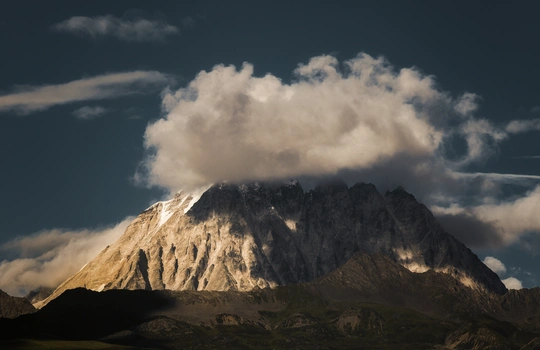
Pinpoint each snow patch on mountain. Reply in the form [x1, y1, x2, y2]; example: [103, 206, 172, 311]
[184, 186, 210, 213]
[158, 198, 183, 227]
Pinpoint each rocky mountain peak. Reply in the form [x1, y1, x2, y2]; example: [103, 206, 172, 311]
[40, 179, 507, 307]
[0, 289, 36, 318]
[384, 185, 417, 203]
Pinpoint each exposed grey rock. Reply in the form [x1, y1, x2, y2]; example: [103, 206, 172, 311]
[215, 313, 243, 326]
[214, 313, 267, 328]
[40, 180, 506, 307]
[277, 313, 320, 329]
[335, 308, 385, 336]
[0, 289, 36, 318]
[445, 323, 513, 350]
[135, 316, 189, 340]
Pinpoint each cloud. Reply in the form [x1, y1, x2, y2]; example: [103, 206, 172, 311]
[123, 106, 144, 120]
[483, 256, 506, 274]
[437, 213, 504, 249]
[72, 106, 110, 120]
[471, 186, 540, 243]
[502, 277, 523, 290]
[451, 171, 540, 184]
[433, 185, 540, 246]
[506, 118, 540, 133]
[517, 234, 540, 254]
[52, 14, 179, 42]
[180, 16, 196, 28]
[482, 257, 523, 289]
[454, 92, 480, 116]
[531, 106, 540, 113]
[139, 53, 501, 192]
[513, 156, 540, 159]
[0, 217, 133, 296]
[0, 71, 169, 114]
[133, 52, 540, 251]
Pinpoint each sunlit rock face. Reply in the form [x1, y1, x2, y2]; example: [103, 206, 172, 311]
[41, 180, 506, 307]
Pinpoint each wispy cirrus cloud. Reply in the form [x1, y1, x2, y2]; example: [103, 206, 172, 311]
[513, 156, 540, 159]
[51, 12, 194, 42]
[72, 106, 111, 120]
[451, 171, 540, 182]
[0, 71, 170, 115]
[180, 16, 196, 29]
[506, 118, 540, 133]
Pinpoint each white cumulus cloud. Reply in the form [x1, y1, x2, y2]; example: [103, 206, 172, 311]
[482, 257, 524, 290]
[483, 256, 507, 274]
[52, 14, 179, 42]
[0, 71, 169, 114]
[140, 53, 500, 192]
[0, 217, 133, 296]
[502, 277, 523, 290]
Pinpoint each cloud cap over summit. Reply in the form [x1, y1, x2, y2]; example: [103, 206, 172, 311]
[140, 53, 496, 192]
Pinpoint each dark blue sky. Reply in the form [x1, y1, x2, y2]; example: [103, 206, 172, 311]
[1, 0, 539, 290]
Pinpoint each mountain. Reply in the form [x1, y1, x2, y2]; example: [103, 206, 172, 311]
[0, 290, 35, 319]
[25, 287, 54, 307]
[40, 180, 506, 307]
[1, 253, 539, 349]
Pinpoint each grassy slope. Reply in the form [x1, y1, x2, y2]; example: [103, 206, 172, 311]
[0, 339, 149, 350]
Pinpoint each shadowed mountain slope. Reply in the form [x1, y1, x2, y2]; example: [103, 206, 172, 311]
[0, 289, 36, 319]
[1, 253, 538, 349]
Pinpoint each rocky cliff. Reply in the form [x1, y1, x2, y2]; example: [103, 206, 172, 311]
[40, 180, 506, 307]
